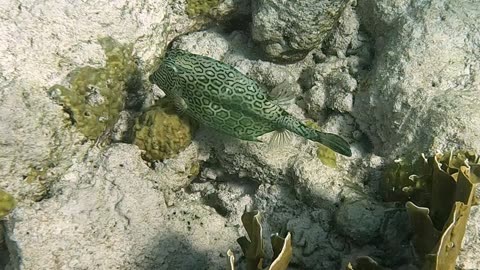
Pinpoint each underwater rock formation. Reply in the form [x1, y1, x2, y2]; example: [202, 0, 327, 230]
[1, 0, 479, 269]
[252, 0, 350, 62]
[354, 0, 480, 157]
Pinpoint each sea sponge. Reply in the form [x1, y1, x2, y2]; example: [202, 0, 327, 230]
[133, 101, 194, 162]
[49, 37, 136, 139]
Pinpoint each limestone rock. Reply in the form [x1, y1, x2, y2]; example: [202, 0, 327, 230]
[4, 144, 237, 269]
[334, 198, 386, 245]
[354, 0, 480, 157]
[252, 0, 350, 62]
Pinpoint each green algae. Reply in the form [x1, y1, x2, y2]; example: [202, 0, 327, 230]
[381, 154, 431, 203]
[186, 0, 220, 17]
[49, 37, 137, 140]
[0, 189, 16, 219]
[23, 166, 49, 202]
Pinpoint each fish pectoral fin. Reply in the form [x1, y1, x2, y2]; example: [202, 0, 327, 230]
[269, 80, 296, 107]
[268, 129, 294, 150]
[173, 96, 188, 114]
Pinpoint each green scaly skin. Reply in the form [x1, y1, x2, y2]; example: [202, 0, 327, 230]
[150, 49, 352, 157]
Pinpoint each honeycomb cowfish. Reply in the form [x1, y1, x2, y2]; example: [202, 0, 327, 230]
[149, 49, 352, 157]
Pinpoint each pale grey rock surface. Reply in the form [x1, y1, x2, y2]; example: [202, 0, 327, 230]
[325, 3, 360, 57]
[0, 0, 173, 202]
[0, 0, 236, 269]
[354, 0, 480, 157]
[334, 198, 386, 245]
[4, 144, 238, 269]
[170, 30, 230, 60]
[153, 141, 210, 191]
[251, 0, 350, 62]
[304, 56, 358, 118]
[1, 0, 479, 269]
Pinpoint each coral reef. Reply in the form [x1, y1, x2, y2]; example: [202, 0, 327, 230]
[3, 144, 235, 269]
[252, 0, 351, 62]
[229, 210, 292, 270]
[49, 37, 137, 140]
[354, 0, 480, 157]
[2, 0, 480, 269]
[383, 150, 480, 270]
[133, 101, 194, 162]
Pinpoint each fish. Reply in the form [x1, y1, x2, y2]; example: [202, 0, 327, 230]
[149, 49, 352, 157]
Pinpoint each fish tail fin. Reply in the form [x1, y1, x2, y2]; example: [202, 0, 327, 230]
[280, 115, 352, 157]
[312, 131, 352, 157]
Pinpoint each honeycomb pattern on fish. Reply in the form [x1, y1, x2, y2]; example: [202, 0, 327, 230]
[150, 49, 352, 156]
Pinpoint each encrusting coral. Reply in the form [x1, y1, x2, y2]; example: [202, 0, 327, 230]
[132, 100, 194, 162]
[49, 37, 136, 140]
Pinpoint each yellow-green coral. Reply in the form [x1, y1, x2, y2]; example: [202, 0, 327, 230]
[229, 210, 292, 270]
[381, 154, 431, 203]
[133, 101, 194, 161]
[189, 161, 201, 178]
[186, 0, 220, 17]
[0, 189, 16, 219]
[384, 150, 479, 270]
[49, 37, 136, 139]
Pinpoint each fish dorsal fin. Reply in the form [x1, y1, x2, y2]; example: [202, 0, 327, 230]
[269, 81, 296, 107]
[268, 129, 294, 150]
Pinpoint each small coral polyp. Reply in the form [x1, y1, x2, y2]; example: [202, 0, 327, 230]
[49, 37, 136, 140]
